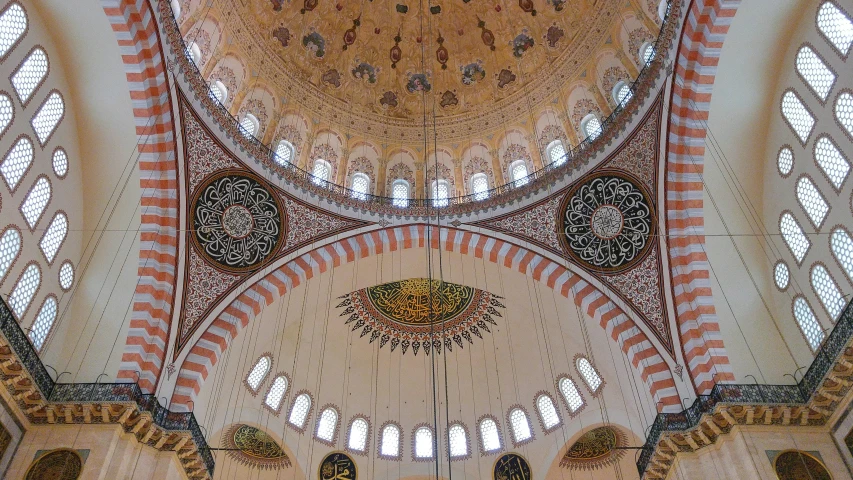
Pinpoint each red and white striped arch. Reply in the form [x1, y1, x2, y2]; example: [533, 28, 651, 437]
[665, 0, 740, 394]
[102, 0, 179, 393]
[170, 226, 680, 413]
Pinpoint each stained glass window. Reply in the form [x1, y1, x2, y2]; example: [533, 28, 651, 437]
[58, 260, 74, 291]
[831, 227, 853, 282]
[39, 212, 67, 263]
[316, 407, 338, 442]
[479, 418, 501, 452]
[9, 263, 39, 319]
[559, 377, 584, 413]
[0, 3, 27, 59]
[775, 261, 790, 290]
[509, 408, 532, 443]
[782, 90, 815, 143]
[817, 1, 853, 55]
[471, 172, 488, 200]
[780, 212, 811, 264]
[810, 265, 845, 321]
[0, 227, 21, 283]
[52, 148, 68, 178]
[351, 172, 369, 200]
[381, 424, 401, 458]
[29, 296, 56, 351]
[288, 393, 311, 428]
[31, 92, 64, 145]
[348, 418, 368, 452]
[1, 136, 33, 191]
[793, 296, 824, 352]
[245, 355, 271, 392]
[577, 357, 603, 392]
[263, 375, 288, 411]
[796, 46, 835, 101]
[448, 423, 467, 457]
[537, 394, 560, 429]
[795, 176, 829, 228]
[414, 426, 432, 458]
[836, 92, 853, 138]
[20, 176, 51, 228]
[11, 48, 47, 104]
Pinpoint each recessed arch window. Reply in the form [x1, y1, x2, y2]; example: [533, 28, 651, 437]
[478, 417, 501, 453]
[311, 158, 331, 185]
[39, 212, 67, 264]
[315, 406, 339, 443]
[777, 146, 794, 177]
[1, 136, 33, 191]
[52, 148, 68, 178]
[536, 393, 561, 429]
[208, 80, 227, 104]
[640, 41, 656, 65]
[795, 176, 829, 229]
[580, 113, 602, 141]
[796, 46, 836, 101]
[576, 357, 603, 393]
[781, 90, 815, 144]
[814, 136, 850, 190]
[413, 426, 433, 459]
[351, 172, 370, 200]
[29, 295, 56, 351]
[509, 159, 529, 186]
[775, 261, 791, 291]
[20, 176, 51, 229]
[263, 375, 288, 412]
[392, 179, 410, 207]
[817, 1, 853, 56]
[546, 140, 567, 166]
[508, 408, 532, 444]
[657, 0, 668, 20]
[0, 94, 12, 137]
[11, 47, 47, 104]
[836, 92, 853, 138]
[58, 260, 74, 291]
[0, 3, 27, 60]
[170, 0, 181, 18]
[810, 264, 845, 321]
[780, 212, 811, 264]
[238, 113, 259, 139]
[470, 172, 489, 200]
[793, 296, 825, 352]
[347, 417, 369, 453]
[613, 81, 633, 106]
[186, 42, 201, 65]
[831, 227, 853, 282]
[0, 227, 21, 283]
[245, 355, 271, 393]
[447, 423, 468, 458]
[274, 140, 294, 166]
[558, 376, 585, 413]
[431, 179, 450, 207]
[31, 92, 65, 145]
[9, 263, 39, 319]
[288, 393, 311, 429]
[380, 423, 402, 458]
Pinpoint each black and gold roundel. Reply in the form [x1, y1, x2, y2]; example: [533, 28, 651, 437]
[494, 453, 531, 480]
[191, 170, 285, 272]
[557, 171, 655, 273]
[319, 452, 356, 479]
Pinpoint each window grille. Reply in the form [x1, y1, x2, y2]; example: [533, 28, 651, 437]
[431, 180, 449, 207]
[559, 377, 584, 413]
[811, 265, 845, 320]
[0, 3, 27, 59]
[796, 46, 836, 101]
[31, 92, 64, 145]
[58, 261, 73, 291]
[774, 261, 790, 290]
[448, 423, 467, 457]
[392, 180, 409, 207]
[614, 82, 633, 106]
[209, 81, 225, 104]
[814, 136, 849, 190]
[29, 296, 56, 351]
[39, 212, 67, 263]
[312, 159, 330, 184]
[818, 1, 853, 55]
[264, 376, 288, 411]
[288, 394, 311, 428]
[510, 160, 529, 186]
[547, 140, 567, 166]
[0, 228, 21, 283]
[777, 147, 794, 176]
[836, 92, 853, 138]
[20, 176, 51, 228]
[509, 409, 532, 443]
[795, 176, 829, 228]
[239, 114, 258, 138]
[537, 394, 560, 429]
[581, 114, 603, 140]
[380, 424, 401, 457]
[782, 90, 815, 143]
[348, 418, 368, 452]
[414, 426, 433, 458]
[831, 228, 853, 282]
[780, 212, 811, 264]
[793, 296, 824, 351]
[471, 173, 489, 200]
[1, 136, 33, 190]
[0, 94, 12, 136]
[275, 141, 294, 166]
[351, 173, 369, 200]
[52, 148, 68, 177]
[479, 418, 501, 452]
[246, 356, 271, 392]
[316, 408, 338, 442]
[11, 48, 47, 103]
[576, 357, 603, 392]
[9, 263, 39, 318]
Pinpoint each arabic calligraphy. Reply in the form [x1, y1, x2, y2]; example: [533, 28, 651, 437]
[223, 424, 291, 469]
[318, 452, 357, 480]
[367, 278, 474, 325]
[494, 453, 531, 480]
[560, 426, 626, 470]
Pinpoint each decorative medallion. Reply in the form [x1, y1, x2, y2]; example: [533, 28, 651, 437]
[351, 60, 379, 84]
[773, 451, 831, 480]
[560, 426, 626, 470]
[558, 171, 655, 273]
[406, 72, 432, 93]
[321, 69, 342, 88]
[440, 90, 459, 109]
[25, 449, 83, 480]
[302, 29, 326, 59]
[336, 278, 505, 355]
[511, 30, 535, 58]
[319, 452, 356, 479]
[273, 26, 291, 47]
[544, 24, 565, 48]
[496, 68, 516, 89]
[461, 60, 486, 86]
[224, 424, 291, 470]
[494, 453, 531, 480]
[191, 170, 285, 273]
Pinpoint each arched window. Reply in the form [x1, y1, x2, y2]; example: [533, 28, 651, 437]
[311, 159, 331, 185]
[245, 355, 271, 393]
[777, 146, 794, 177]
[470, 172, 489, 200]
[0, 227, 21, 282]
[0, 3, 27, 60]
[431, 179, 450, 207]
[447, 423, 468, 458]
[640, 41, 655, 65]
[508, 408, 532, 444]
[774, 261, 790, 291]
[1, 136, 33, 191]
[509, 159, 529, 186]
[39, 212, 67, 264]
[781, 90, 815, 144]
[810, 265, 845, 321]
[478, 417, 501, 453]
[836, 92, 853, 138]
[52, 148, 68, 178]
[351, 172, 370, 200]
[288, 393, 311, 428]
[657, 0, 668, 20]
[817, 1, 853, 56]
[263, 375, 288, 412]
[380, 423, 401, 458]
[58, 261, 74, 291]
[413, 426, 433, 459]
[208, 80, 227, 104]
[795, 176, 829, 229]
[9, 263, 39, 319]
[31, 92, 65, 145]
[780, 212, 811, 264]
[11, 47, 47, 104]
[580, 113, 602, 141]
[559, 376, 585, 413]
[392, 179, 410, 207]
[576, 357, 603, 393]
[238, 113, 259, 138]
[315, 407, 339, 443]
[613, 81, 633, 106]
[831, 227, 853, 282]
[274, 140, 294, 166]
[0, 94, 12, 137]
[793, 296, 825, 352]
[29, 295, 56, 351]
[20, 176, 51, 229]
[796, 46, 835, 101]
[814, 136, 850, 191]
[546, 140, 567, 166]
[536, 394, 561, 429]
[347, 417, 369, 453]
[186, 42, 201, 65]
[170, 0, 181, 18]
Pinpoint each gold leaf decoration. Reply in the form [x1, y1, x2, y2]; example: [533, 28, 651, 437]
[560, 426, 626, 470]
[223, 424, 291, 470]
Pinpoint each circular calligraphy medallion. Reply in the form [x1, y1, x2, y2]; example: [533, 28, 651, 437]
[557, 171, 655, 273]
[191, 170, 285, 272]
[318, 451, 357, 480]
[25, 449, 83, 480]
[493, 453, 531, 480]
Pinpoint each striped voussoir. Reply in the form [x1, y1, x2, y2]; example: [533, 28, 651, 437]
[103, 0, 179, 393]
[666, 0, 739, 394]
[171, 226, 679, 412]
